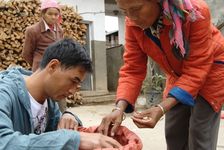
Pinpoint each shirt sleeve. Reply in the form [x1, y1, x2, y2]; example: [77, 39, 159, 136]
[116, 24, 148, 113]
[22, 27, 36, 66]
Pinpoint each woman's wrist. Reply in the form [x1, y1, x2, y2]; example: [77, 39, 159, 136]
[116, 99, 128, 112]
[159, 97, 178, 113]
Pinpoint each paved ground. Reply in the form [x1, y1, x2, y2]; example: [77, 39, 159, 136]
[68, 103, 224, 150]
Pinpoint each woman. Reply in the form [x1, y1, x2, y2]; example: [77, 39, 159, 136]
[23, 0, 63, 72]
[22, 0, 65, 112]
[98, 0, 224, 150]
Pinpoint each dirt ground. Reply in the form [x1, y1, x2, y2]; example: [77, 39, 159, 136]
[68, 102, 224, 150]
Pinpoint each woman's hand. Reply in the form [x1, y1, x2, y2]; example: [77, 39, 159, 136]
[132, 97, 178, 128]
[131, 106, 164, 128]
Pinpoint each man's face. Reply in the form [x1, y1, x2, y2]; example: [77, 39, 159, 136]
[42, 7, 60, 25]
[44, 63, 87, 100]
[116, 0, 160, 29]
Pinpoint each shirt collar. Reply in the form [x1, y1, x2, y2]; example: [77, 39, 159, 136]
[148, 12, 164, 38]
[43, 19, 56, 32]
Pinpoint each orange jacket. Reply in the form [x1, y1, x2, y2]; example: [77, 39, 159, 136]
[116, 0, 224, 112]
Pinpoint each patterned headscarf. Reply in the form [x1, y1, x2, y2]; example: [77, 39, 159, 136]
[160, 0, 204, 58]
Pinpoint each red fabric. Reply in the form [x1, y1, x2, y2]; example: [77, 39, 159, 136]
[116, 0, 224, 112]
[78, 126, 142, 150]
[48, 24, 54, 31]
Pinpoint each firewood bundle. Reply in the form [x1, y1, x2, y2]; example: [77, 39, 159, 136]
[66, 92, 83, 107]
[0, 0, 87, 70]
[61, 5, 87, 45]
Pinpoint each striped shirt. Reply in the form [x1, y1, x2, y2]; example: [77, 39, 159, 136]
[149, 13, 164, 38]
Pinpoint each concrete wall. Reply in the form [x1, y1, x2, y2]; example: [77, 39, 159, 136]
[92, 40, 108, 91]
[59, 0, 108, 91]
[106, 45, 124, 91]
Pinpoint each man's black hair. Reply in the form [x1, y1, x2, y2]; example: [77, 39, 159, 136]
[40, 38, 92, 72]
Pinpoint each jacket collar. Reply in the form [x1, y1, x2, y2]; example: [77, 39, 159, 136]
[39, 19, 63, 33]
[43, 19, 56, 32]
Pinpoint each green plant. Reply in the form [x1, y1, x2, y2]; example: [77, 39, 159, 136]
[151, 73, 166, 91]
[142, 73, 165, 94]
[141, 58, 166, 95]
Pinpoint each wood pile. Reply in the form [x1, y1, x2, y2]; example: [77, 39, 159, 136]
[61, 5, 87, 45]
[0, 0, 87, 70]
[0, 0, 87, 105]
[66, 92, 84, 107]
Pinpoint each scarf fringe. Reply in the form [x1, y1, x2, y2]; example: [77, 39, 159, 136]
[162, 0, 204, 57]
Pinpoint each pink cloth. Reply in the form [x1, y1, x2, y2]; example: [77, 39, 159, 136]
[161, 0, 204, 57]
[78, 126, 143, 150]
[40, 0, 60, 11]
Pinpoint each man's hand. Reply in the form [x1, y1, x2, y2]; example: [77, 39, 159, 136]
[57, 113, 79, 130]
[79, 132, 122, 150]
[131, 106, 163, 128]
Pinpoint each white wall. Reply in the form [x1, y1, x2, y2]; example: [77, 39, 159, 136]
[118, 14, 125, 45]
[58, 0, 106, 41]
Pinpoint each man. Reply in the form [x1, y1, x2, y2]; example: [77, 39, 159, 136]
[98, 0, 224, 150]
[0, 38, 121, 149]
[22, 0, 67, 112]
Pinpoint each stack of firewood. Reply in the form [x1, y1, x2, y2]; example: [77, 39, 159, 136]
[66, 92, 84, 107]
[0, 0, 87, 70]
[61, 5, 87, 45]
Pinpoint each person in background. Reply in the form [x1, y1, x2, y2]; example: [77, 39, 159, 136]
[98, 0, 224, 150]
[22, 0, 66, 112]
[0, 38, 121, 150]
